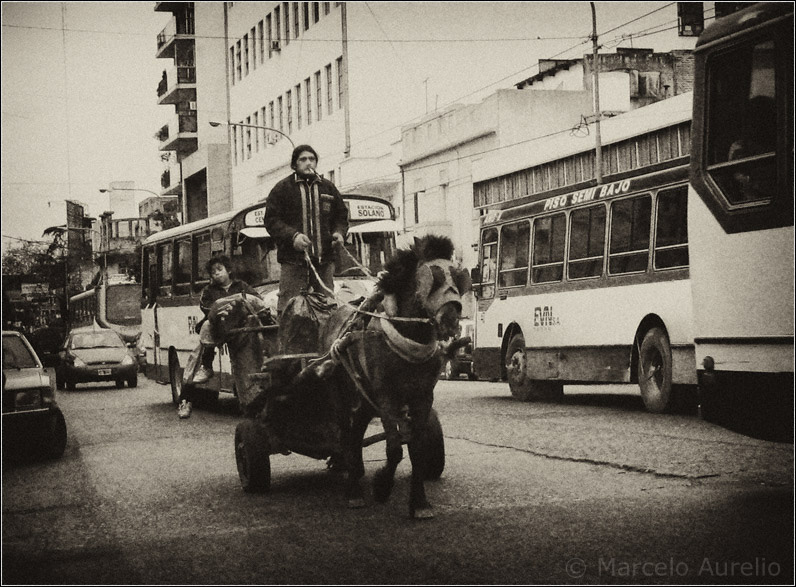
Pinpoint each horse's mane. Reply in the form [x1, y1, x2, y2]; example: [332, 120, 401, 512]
[378, 235, 454, 296]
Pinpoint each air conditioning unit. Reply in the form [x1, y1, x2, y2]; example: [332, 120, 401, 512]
[189, 101, 197, 111]
[271, 40, 281, 52]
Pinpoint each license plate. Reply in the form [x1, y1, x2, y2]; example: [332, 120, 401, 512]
[97, 369, 112, 376]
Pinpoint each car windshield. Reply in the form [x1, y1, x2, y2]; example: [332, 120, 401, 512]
[70, 331, 125, 349]
[3, 335, 38, 369]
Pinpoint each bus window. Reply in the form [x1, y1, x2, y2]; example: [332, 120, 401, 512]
[568, 204, 606, 280]
[609, 195, 651, 275]
[193, 232, 212, 293]
[175, 238, 192, 295]
[478, 228, 498, 299]
[707, 39, 776, 205]
[531, 213, 565, 283]
[654, 186, 688, 270]
[157, 242, 173, 297]
[498, 221, 530, 288]
[233, 237, 274, 286]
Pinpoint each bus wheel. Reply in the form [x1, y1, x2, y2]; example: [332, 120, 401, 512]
[506, 334, 534, 401]
[169, 350, 182, 406]
[638, 327, 673, 413]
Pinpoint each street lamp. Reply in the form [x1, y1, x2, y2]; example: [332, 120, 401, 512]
[209, 120, 296, 150]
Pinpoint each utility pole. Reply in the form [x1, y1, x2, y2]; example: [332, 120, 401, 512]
[590, 2, 603, 184]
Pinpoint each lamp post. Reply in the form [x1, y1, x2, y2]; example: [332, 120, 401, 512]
[209, 120, 296, 151]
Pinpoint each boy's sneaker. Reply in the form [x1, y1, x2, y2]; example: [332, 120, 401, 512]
[193, 366, 214, 384]
[177, 400, 192, 419]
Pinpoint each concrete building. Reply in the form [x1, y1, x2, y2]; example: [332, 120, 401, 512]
[155, 2, 231, 223]
[399, 48, 694, 270]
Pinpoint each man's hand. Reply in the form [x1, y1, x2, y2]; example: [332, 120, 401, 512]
[332, 232, 345, 248]
[293, 232, 312, 252]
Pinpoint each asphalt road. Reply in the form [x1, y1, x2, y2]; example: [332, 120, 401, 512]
[3, 376, 793, 584]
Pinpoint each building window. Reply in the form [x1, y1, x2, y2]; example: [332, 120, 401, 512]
[283, 2, 290, 45]
[229, 46, 235, 86]
[326, 64, 333, 115]
[305, 77, 312, 125]
[328, 169, 335, 184]
[314, 71, 322, 121]
[232, 122, 238, 165]
[274, 6, 281, 44]
[235, 40, 242, 80]
[324, 2, 330, 15]
[278, 96, 283, 132]
[336, 56, 344, 110]
[266, 15, 272, 58]
[258, 20, 264, 63]
[253, 111, 259, 152]
[250, 28, 257, 70]
[286, 90, 293, 134]
[303, 3, 310, 30]
[295, 84, 302, 129]
[313, 1, 320, 22]
[243, 34, 249, 76]
[293, 2, 300, 37]
[269, 101, 275, 131]
[261, 106, 267, 146]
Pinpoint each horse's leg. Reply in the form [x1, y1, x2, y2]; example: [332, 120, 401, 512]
[407, 395, 434, 519]
[345, 407, 371, 508]
[372, 399, 403, 504]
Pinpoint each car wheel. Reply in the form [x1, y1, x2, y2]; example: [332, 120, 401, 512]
[637, 327, 673, 413]
[127, 374, 138, 388]
[55, 372, 65, 390]
[41, 409, 67, 459]
[169, 349, 182, 406]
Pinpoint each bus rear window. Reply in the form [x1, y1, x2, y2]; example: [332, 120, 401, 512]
[609, 195, 651, 274]
[532, 214, 565, 283]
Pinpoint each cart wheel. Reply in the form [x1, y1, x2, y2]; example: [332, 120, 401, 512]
[235, 420, 271, 493]
[418, 408, 445, 481]
[168, 349, 182, 406]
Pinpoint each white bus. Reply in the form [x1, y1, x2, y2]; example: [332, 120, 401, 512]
[689, 2, 793, 440]
[140, 195, 397, 405]
[471, 93, 697, 413]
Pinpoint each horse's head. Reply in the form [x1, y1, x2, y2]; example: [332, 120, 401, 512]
[379, 235, 471, 341]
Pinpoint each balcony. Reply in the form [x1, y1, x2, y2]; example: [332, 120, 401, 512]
[157, 63, 196, 105]
[159, 112, 198, 156]
[156, 16, 195, 59]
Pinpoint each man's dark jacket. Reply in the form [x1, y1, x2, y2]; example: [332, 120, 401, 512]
[263, 173, 348, 266]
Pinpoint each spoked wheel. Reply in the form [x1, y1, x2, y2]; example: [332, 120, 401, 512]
[168, 349, 182, 406]
[417, 408, 445, 481]
[638, 327, 673, 413]
[235, 419, 271, 493]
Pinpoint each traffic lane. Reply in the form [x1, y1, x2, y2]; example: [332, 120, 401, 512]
[4, 377, 793, 584]
[434, 380, 793, 486]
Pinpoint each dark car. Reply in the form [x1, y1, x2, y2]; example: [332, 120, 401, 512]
[440, 318, 477, 380]
[2, 330, 68, 459]
[56, 327, 138, 390]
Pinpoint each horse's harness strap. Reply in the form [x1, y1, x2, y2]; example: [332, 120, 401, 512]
[374, 314, 439, 364]
[329, 330, 380, 414]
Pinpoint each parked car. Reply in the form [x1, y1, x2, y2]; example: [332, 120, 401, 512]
[2, 330, 68, 459]
[56, 327, 138, 390]
[440, 318, 477, 380]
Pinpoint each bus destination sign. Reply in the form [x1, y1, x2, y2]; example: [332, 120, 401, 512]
[543, 179, 632, 211]
[349, 201, 390, 221]
[244, 206, 267, 227]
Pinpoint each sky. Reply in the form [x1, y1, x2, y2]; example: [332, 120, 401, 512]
[1, 1, 703, 251]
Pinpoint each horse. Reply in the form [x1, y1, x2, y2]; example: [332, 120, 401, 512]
[314, 234, 472, 518]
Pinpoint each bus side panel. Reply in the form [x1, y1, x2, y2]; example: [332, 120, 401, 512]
[688, 193, 794, 374]
[476, 279, 695, 384]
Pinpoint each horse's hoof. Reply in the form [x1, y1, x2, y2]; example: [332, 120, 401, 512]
[411, 507, 435, 520]
[347, 498, 366, 509]
[372, 470, 394, 503]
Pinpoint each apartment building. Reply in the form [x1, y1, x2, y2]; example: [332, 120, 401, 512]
[155, 2, 230, 223]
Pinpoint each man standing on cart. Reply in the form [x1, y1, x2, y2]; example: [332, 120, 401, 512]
[264, 144, 349, 315]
